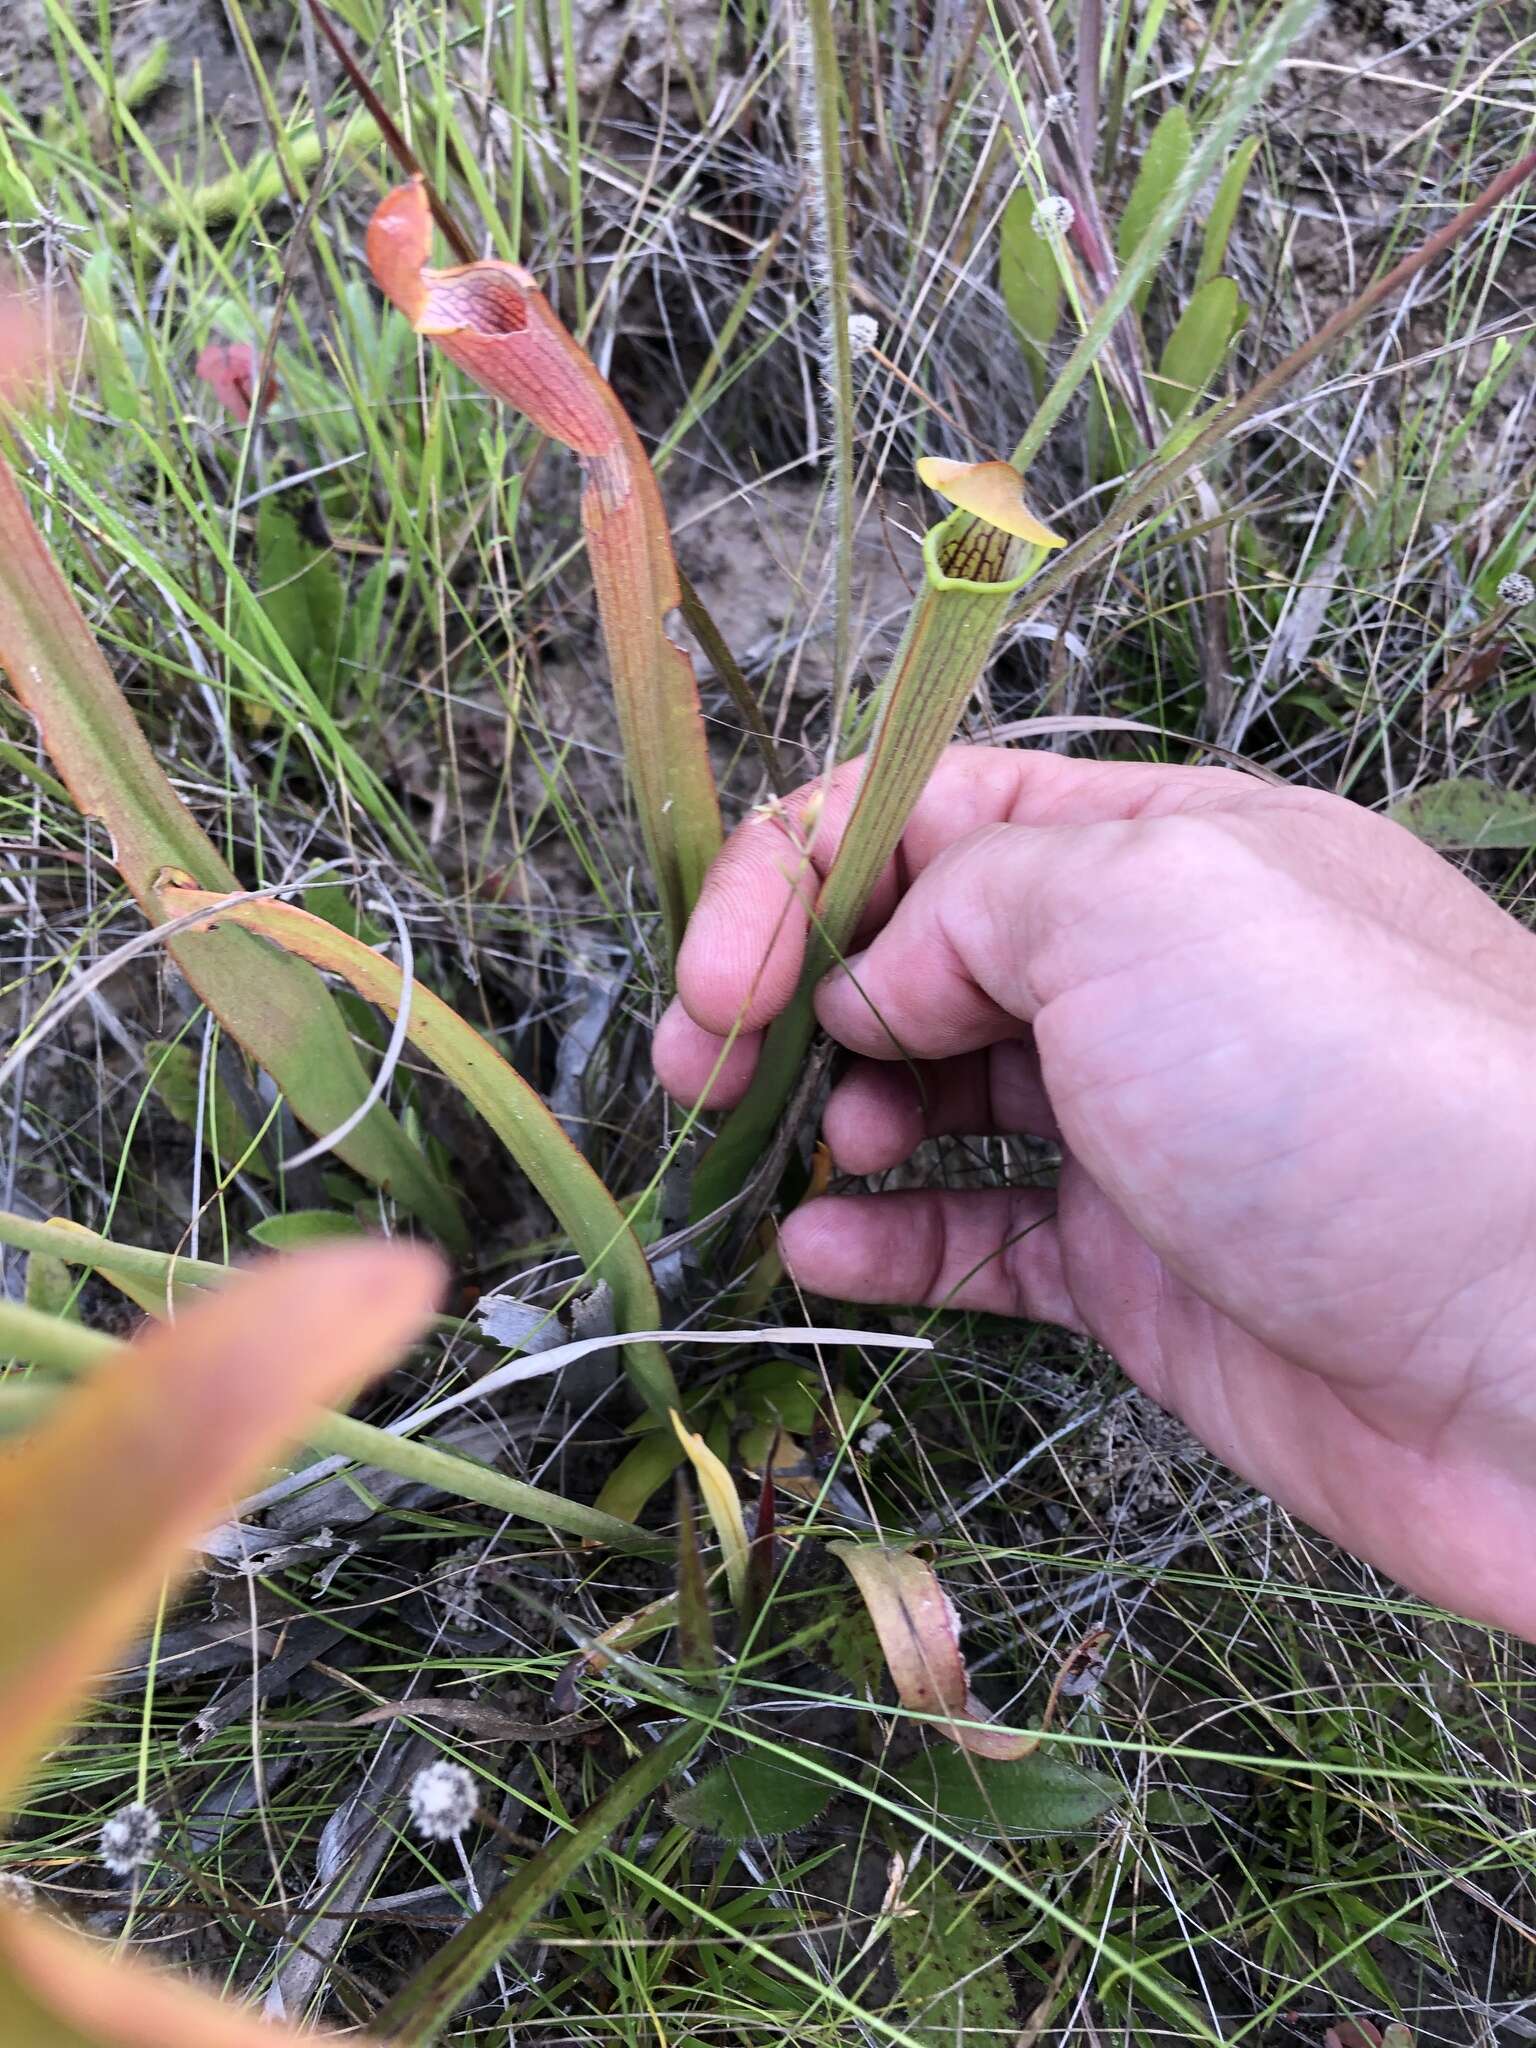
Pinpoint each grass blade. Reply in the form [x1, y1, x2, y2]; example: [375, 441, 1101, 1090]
[0, 1293, 665, 1555]
[373, 1721, 702, 2044]
[366, 178, 722, 959]
[0, 451, 465, 1248]
[156, 882, 679, 1415]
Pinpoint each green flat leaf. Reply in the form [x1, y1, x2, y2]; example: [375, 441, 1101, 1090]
[1197, 134, 1261, 288]
[22, 1251, 76, 1321]
[893, 1745, 1120, 1837]
[672, 1751, 833, 1841]
[1151, 276, 1242, 420]
[822, 1600, 886, 1693]
[301, 883, 390, 948]
[248, 492, 345, 714]
[736, 1359, 822, 1432]
[1143, 1785, 1210, 1826]
[595, 1430, 687, 1522]
[249, 1209, 363, 1250]
[999, 187, 1063, 376]
[1388, 778, 1536, 850]
[888, 1873, 1016, 2046]
[144, 1040, 267, 1178]
[1117, 105, 1191, 294]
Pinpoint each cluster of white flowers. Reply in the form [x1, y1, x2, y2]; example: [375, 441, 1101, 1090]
[847, 313, 880, 360]
[408, 1761, 479, 1842]
[1032, 195, 1075, 241]
[1043, 90, 1075, 123]
[0, 1871, 37, 1911]
[99, 1803, 161, 1875]
[1497, 571, 1534, 610]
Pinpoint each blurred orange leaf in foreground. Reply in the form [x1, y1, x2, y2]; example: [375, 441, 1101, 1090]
[0, 1240, 443, 2043]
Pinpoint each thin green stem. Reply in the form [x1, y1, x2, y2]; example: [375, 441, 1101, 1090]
[1007, 0, 1316, 476]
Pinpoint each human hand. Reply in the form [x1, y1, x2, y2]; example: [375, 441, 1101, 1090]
[655, 746, 1536, 1638]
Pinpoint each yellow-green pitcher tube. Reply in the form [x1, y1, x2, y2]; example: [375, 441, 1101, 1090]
[689, 510, 1051, 1224]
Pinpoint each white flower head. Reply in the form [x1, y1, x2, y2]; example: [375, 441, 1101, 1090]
[1498, 571, 1534, 610]
[0, 1871, 37, 1911]
[859, 1419, 894, 1457]
[100, 1803, 161, 1875]
[1032, 195, 1075, 241]
[847, 313, 880, 359]
[1043, 90, 1075, 122]
[408, 1761, 479, 1842]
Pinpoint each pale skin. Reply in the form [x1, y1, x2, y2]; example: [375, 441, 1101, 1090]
[654, 745, 1536, 1641]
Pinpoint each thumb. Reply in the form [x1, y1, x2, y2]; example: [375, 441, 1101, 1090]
[811, 819, 1085, 1060]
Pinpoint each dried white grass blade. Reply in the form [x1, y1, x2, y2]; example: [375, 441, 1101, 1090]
[234, 1324, 932, 1516]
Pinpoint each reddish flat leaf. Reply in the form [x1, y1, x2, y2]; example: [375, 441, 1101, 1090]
[831, 1543, 1036, 1760]
[194, 339, 278, 423]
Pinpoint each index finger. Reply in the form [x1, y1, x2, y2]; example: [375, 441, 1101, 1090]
[673, 744, 1253, 1036]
